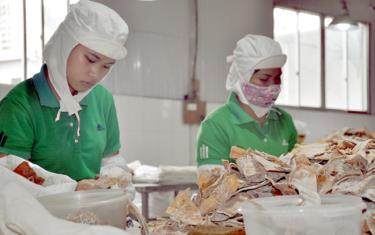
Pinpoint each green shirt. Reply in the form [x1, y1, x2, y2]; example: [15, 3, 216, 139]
[196, 92, 297, 166]
[0, 65, 121, 180]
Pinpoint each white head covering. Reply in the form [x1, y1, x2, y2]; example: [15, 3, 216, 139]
[43, 0, 129, 137]
[225, 34, 286, 117]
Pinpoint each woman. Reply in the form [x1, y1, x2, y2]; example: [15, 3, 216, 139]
[0, 0, 128, 181]
[196, 34, 297, 172]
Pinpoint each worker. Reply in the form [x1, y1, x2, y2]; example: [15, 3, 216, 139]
[0, 0, 129, 182]
[196, 34, 297, 173]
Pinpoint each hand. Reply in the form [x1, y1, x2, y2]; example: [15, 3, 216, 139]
[0, 153, 8, 158]
[75, 179, 99, 191]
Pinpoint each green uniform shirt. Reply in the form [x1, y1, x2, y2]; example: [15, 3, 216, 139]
[196, 92, 297, 166]
[0, 65, 121, 180]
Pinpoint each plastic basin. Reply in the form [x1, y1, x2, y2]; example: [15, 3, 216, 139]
[241, 195, 366, 235]
[38, 189, 131, 229]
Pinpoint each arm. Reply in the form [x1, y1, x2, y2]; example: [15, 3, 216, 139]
[77, 96, 127, 191]
[100, 94, 130, 174]
[288, 117, 298, 151]
[103, 95, 121, 158]
[0, 97, 34, 158]
[196, 120, 230, 177]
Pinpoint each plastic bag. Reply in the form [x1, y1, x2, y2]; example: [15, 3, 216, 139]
[0, 155, 77, 197]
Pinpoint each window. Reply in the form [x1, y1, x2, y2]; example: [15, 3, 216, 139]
[0, 0, 78, 85]
[274, 8, 321, 108]
[0, 0, 23, 85]
[325, 18, 369, 112]
[274, 7, 370, 112]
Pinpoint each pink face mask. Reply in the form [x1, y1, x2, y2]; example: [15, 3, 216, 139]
[241, 81, 281, 108]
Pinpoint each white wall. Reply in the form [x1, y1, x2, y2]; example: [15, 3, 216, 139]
[0, 86, 12, 100]
[196, 0, 274, 102]
[94, 0, 194, 100]
[114, 95, 194, 166]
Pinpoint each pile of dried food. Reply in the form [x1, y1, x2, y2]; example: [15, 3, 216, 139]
[150, 129, 375, 235]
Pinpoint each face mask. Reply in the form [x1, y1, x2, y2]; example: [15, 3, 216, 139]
[241, 81, 281, 107]
[237, 81, 281, 118]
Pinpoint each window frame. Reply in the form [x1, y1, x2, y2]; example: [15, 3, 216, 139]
[274, 6, 371, 114]
[0, 0, 74, 90]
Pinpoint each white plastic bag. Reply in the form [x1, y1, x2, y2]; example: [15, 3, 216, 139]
[0, 155, 77, 197]
[0, 182, 132, 235]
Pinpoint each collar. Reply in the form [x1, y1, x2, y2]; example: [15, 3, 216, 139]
[32, 64, 88, 108]
[226, 92, 280, 125]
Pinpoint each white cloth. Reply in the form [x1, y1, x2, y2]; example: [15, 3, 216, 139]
[132, 164, 197, 184]
[158, 166, 197, 183]
[43, 0, 129, 136]
[0, 155, 77, 197]
[132, 165, 161, 183]
[225, 34, 286, 117]
[0, 183, 132, 235]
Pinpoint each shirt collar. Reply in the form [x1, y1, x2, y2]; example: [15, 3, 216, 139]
[268, 107, 282, 120]
[226, 92, 280, 125]
[32, 65, 88, 108]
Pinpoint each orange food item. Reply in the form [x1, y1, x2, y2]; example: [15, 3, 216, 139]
[13, 161, 45, 185]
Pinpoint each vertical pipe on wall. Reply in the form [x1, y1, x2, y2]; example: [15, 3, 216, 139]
[188, 0, 198, 165]
[192, 0, 198, 81]
[296, 11, 301, 106]
[320, 14, 326, 109]
[21, 0, 27, 80]
[344, 31, 349, 110]
[41, 0, 45, 54]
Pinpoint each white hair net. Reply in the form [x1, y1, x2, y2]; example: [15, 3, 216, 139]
[43, 0, 128, 137]
[226, 34, 286, 92]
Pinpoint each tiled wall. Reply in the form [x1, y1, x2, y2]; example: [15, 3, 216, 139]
[114, 95, 199, 166]
[114, 94, 222, 166]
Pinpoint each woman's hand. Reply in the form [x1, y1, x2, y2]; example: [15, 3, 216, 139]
[0, 153, 8, 158]
[75, 179, 99, 191]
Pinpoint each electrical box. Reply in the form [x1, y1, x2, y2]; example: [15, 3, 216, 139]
[183, 79, 206, 124]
